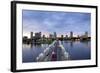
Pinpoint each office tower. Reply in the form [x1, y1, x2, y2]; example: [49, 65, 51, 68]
[54, 32, 57, 39]
[30, 32, 33, 39]
[70, 31, 73, 38]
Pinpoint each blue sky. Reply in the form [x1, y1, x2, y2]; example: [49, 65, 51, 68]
[22, 10, 91, 37]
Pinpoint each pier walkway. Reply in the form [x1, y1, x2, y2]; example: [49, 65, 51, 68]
[36, 40, 70, 62]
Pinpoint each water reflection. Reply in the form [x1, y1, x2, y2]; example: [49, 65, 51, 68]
[22, 41, 91, 62]
[70, 41, 73, 47]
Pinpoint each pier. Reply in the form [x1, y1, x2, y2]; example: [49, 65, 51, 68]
[36, 40, 70, 62]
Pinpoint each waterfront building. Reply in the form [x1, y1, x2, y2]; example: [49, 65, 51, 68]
[70, 31, 73, 38]
[65, 35, 68, 39]
[61, 35, 64, 39]
[49, 34, 53, 39]
[35, 32, 41, 39]
[54, 32, 57, 39]
[43, 35, 45, 39]
[84, 31, 88, 37]
[30, 32, 33, 39]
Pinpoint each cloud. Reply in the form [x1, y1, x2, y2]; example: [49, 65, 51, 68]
[22, 10, 91, 36]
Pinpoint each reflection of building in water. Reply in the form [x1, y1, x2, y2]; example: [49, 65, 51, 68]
[81, 41, 89, 47]
[70, 41, 73, 47]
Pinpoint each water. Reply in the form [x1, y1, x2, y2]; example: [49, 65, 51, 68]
[61, 41, 91, 60]
[22, 41, 91, 63]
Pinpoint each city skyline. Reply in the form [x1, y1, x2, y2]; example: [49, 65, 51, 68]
[23, 10, 91, 38]
[23, 31, 89, 39]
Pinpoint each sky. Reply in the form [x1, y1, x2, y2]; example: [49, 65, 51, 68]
[22, 10, 91, 38]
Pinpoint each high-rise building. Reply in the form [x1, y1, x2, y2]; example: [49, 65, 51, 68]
[43, 35, 45, 38]
[70, 31, 73, 38]
[49, 34, 53, 39]
[35, 32, 41, 39]
[30, 32, 33, 39]
[54, 32, 57, 39]
[61, 35, 64, 39]
[85, 32, 88, 37]
[66, 35, 68, 38]
[77, 35, 80, 38]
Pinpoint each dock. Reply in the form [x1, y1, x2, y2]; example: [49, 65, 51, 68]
[36, 40, 70, 62]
